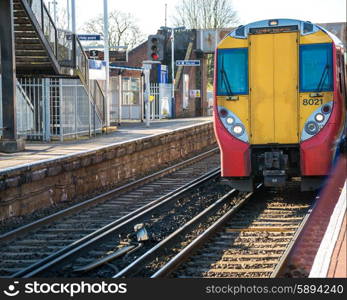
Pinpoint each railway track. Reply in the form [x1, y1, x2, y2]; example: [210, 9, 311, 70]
[151, 183, 315, 278]
[0, 148, 221, 278]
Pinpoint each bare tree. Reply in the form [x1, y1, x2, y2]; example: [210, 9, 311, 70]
[173, 1, 238, 90]
[173, 0, 239, 29]
[82, 10, 145, 50]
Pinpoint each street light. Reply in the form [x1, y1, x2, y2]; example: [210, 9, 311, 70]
[103, 0, 110, 127]
[160, 26, 185, 118]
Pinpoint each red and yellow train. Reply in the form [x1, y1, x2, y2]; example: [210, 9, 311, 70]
[213, 19, 346, 191]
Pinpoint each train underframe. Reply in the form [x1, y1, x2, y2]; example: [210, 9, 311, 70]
[221, 144, 326, 192]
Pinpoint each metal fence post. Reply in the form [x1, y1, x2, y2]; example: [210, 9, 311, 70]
[93, 101, 96, 136]
[118, 74, 122, 125]
[74, 83, 77, 139]
[59, 78, 64, 142]
[43, 78, 51, 142]
[140, 75, 144, 122]
[159, 83, 162, 120]
[88, 79, 92, 137]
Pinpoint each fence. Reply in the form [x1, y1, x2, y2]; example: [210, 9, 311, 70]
[0, 75, 34, 138]
[18, 78, 103, 141]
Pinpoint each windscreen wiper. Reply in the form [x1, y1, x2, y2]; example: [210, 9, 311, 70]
[316, 63, 329, 92]
[220, 55, 233, 97]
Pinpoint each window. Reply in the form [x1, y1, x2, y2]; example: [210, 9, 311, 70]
[217, 48, 248, 95]
[299, 43, 333, 92]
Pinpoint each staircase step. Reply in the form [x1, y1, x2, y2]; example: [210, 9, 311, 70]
[15, 38, 41, 44]
[13, 4, 22, 10]
[14, 17, 32, 25]
[16, 50, 47, 56]
[17, 63, 53, 69]
[16, 43, 43, 50]
[16, 56, 50, 63]
[13, 10, 27, 18]
[15, 32, 37, 38]
[14, 26, 34, 32]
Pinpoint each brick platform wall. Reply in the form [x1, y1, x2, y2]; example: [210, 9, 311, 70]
[0, 122, 216, 221]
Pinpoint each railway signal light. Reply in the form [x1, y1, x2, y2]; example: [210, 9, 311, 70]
[147, 34, 164, 61]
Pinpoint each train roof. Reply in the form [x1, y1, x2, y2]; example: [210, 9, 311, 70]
[229, 19, 344, 48]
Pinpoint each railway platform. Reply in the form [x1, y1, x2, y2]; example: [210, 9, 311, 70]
[279, 155, 347, 278]
[0, 117, 215, 221]
[327, 213, 346, 277]
[0, 117, 212, 170]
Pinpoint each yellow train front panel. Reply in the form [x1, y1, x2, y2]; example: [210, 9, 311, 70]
[249, 32, 299, 144]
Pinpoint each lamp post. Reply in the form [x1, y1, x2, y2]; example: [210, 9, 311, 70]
[67, 0, 70, 31]
[160, 26, 185, 118]
[71, 0, 76, 34]
[103, 0, 110, 127]
[48, 1, 58, 24]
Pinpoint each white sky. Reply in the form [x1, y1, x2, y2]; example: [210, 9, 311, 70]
[53, 0, 346, 36]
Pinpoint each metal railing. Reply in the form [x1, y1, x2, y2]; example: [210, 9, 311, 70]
[23, 0, 89, 72]
[59, 79, 103, 140]
[57, 29, 75, 67]
[90, 80, 106, 122]
[26, 0, 58, 57]
[75, 38, 89, 85]
[17, 78, 103, 141]
[0, 75, 35, 138]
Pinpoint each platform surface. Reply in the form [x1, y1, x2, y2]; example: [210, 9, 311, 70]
[327, 213, 347, 278]
[0, 117, 212, 171]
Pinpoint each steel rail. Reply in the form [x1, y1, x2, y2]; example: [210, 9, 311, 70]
[270, 202, 315, 278]
[12, 167, 220, 278]
[150, 189, 256, 278]
[0, 147, 219, 244]
[113, 188, 255, 278]
[152, 184, 314, 279]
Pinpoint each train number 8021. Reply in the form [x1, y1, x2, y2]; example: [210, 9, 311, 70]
[303, 99, 323, 105]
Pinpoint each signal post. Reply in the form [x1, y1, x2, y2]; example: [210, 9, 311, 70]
[142, 34, 165, 127]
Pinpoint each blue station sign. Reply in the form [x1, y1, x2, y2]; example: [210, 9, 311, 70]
[78, 34, 101, 41]
[175, 60, 201, 66]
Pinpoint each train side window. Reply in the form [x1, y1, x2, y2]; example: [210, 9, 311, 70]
[299, 43, 333, 92]
[216, 48, 249, 95]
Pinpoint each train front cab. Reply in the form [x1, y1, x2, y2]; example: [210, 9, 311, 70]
[214, 19, 346, 191]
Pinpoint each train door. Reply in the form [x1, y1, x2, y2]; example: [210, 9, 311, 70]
[249, 32, 299, 144]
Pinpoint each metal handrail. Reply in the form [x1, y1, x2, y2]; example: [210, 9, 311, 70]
[41, 1, 58, 56]
[23, 0, 58, 59]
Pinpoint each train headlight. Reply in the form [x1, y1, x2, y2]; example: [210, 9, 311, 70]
[322, 104, 331, 114]
[217, 106, 249, 143]
[226, 117, 234, 125]
[305, 121, 319, 135]
[315, 113, 324, 123]
[301, 101, 333, 142]
[219, 108, 228, 118]
[232, 124, 244, 136]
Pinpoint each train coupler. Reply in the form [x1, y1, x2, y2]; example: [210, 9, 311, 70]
[263, 170, 286, 187]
